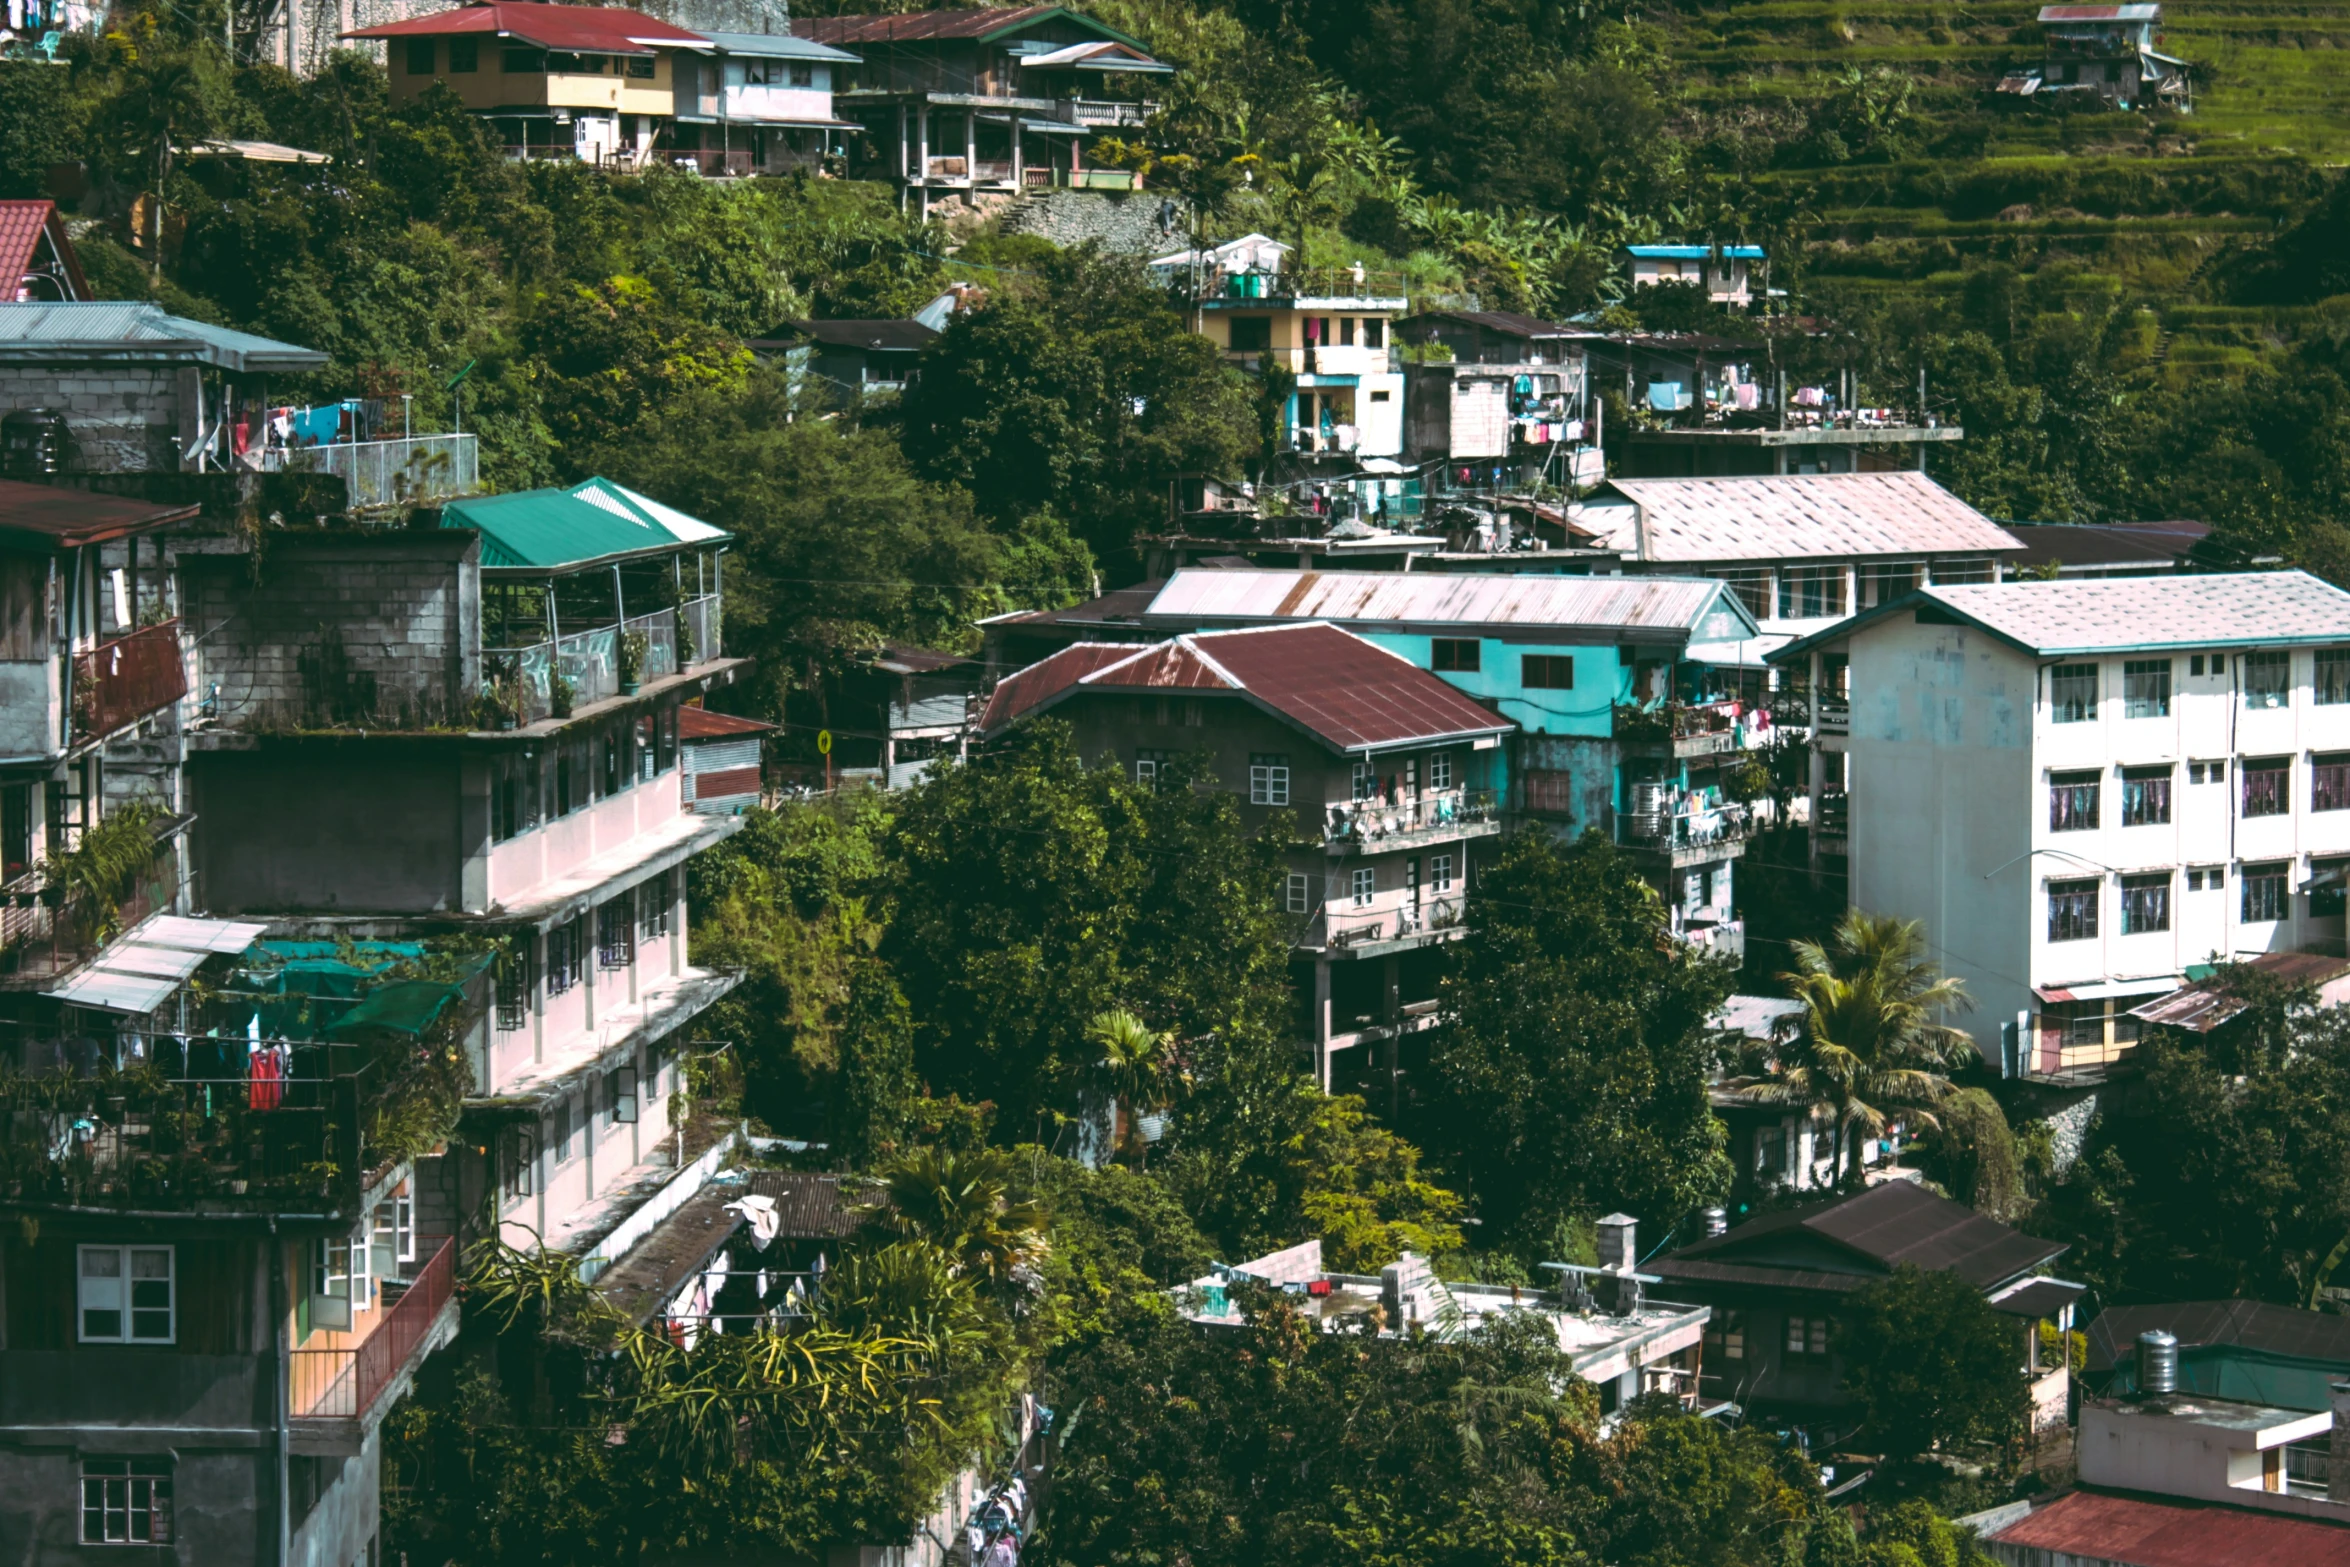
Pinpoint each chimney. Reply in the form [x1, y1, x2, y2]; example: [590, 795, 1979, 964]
[1596, 1213, 1638, 1273]
[2332, 1382, 2350, 1503]
[2136, 1330, 2178, 1398]
[1702, 1206, 1728, 1238]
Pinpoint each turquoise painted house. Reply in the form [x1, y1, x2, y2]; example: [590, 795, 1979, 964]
[1140, 568, 1772, 959]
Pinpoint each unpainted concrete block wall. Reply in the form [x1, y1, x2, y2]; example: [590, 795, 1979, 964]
[0, 364, 186, 473]
[999, 188, 1186, 256]
[177, 534, 482, 730]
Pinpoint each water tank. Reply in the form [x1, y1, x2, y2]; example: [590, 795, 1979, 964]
[2137, 1329, 2179, 1396]
[1, 408, 69, 478]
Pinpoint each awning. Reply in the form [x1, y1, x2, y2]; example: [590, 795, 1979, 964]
[46, 915, 272, 1014]
[1686, 634, 1796, 669]
[2035, 975, 2183, 1005]
[1988, 1276, 2088, 1320]
[1018, 118, 1090, 135]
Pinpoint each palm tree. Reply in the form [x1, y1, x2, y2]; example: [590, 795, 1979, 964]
[1087, 1007, 1174, 1166]
[872, 1147, 1049, 1296]
[1736, 911, 1975, 1188]
[114, 50, 227, 283]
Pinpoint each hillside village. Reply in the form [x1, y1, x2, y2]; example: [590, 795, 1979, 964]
[10, 1, 2350, 1565]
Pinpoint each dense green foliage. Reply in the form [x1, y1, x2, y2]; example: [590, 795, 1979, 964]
[1837, 1266, 2033, 1461]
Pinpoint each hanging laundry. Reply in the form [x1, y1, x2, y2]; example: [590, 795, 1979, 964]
[1734, 384, 1761, 410]
[725, 1193, 781, 1249]
[248, 1042, 283, 1110]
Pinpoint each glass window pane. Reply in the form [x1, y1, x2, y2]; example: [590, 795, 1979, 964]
[2123, 658, 2171, 718]
[2050, 663, 2098, 722]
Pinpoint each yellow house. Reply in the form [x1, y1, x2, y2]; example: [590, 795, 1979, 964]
[348, 1, 716, 166]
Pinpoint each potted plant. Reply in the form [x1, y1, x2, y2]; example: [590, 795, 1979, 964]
[617, 630, 648, 695]
[550, 671, 576, 720]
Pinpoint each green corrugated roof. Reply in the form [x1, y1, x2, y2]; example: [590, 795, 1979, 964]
[440, 477, 730, 572]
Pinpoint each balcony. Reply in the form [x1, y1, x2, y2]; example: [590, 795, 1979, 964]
[1288, 423, 1358, 455]
[1318, 897, 1465, 953]
[256, 434, 480, 508]
[483, 597, 720, 727]
[0, 824, 183, 986]
[71, 620, 187, 743]
[289, 1235, 458, 1431]
[1324, 789, 1499, 849]
[1618, 800, 1757, 866]
[1677, 918, 1745, 962]
[1060, 97, 1158, 128]
[1614, 700, 1759, 757]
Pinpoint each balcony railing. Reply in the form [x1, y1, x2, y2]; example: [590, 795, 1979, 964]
[1288, 424, 1358, 455]
[484, 596, 719, 726]
[1619, 800, 1757, 853]
[1320, 897, 1465, 950]
[1060, 98, 1157, 128]
[256, 435, 480, 507]
[1325, 789, 1497, 846]
[0, 833, 181, 984]
[70, 620, 186, 743]
[289, 1235, 456, 1419]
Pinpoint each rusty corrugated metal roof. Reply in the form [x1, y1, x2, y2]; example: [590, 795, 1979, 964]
[981, 624, 1513, 754]
[1584, 472, 2022, 563]
[1142, 568, 1754, 645]
[1987, 1488, 2350, 1566]
[0, 479, 198, 550]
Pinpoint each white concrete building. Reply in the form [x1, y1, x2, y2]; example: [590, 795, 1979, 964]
[1775, 571, 2350, 1077]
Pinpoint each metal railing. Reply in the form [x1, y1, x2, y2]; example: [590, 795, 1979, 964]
[1321, 898, 1464, 950]
[71, 620, 186, 741]
[485, 596, 719, 724]
[1325, 789, 1497, 846]
[290, 1235, 456, 1420]
[0, 839, 179, 984]
[1619, 800, 1757, 852]
[256, 435, 479, 508]
[1059, 98, 1157, 128]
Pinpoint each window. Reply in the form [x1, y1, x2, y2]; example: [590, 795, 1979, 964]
[1522, 654, 1574, 690]
[1352, 760, 1377, 802]
[788, 60, 813, 85]
[310, 1228, 369, 1330]
[2320, 754, 2350, 813]
[78, 1246, 173, 1343]
[2315, 860, 2350, 919]
[1783, 1315, 1831, 1362]
[405, 38, 435, 74]
[495, 942, 534, 1032]
[2050, 663, 2099, 723]
[1, 780, 28, 879]
[546, 918, 581, 996]
[1339, 316, 1357, 347]
[1406, 856, 1421, 905]
[1351, 867, 1375, 906]
[1370, 389, 1391, 403]
[2243, 759, 2291, 818]
[1431, 638, 1481, 673]
[494, 762, 526, 842]
[2190, 759, 2227, 786]
[2121, 765, 2172, 826]
[1430, 852, 1455, 892]
[601, 731, 623, 798]
[605, 1065, 638, 1125]
[656, 706, 678, 773]
[1930, 558, 1994, 586]
[2121, 872, 2171, 934]
[638, 874, 672, 941]
[82, 1459, 171, 1544]
[2123, 658, 2172, 718]
[1430, 752, 1453, 791]
[374, 1189, 417, 1267]
[597, 899, 634, 970]
[1858, 561, 1917, 609]
[556, 749, 577, 815]
[1285, 873, 1312, 914]
[2244, 649, 2291, 710]
[1778, 565, 1848, 620]
[1249, 753, 1290, 806]
[1704, 1308, 1747, 1363]
[555, 1097, 576, 1163]
[2048, 879, 2099, 942]
[503, 1127, 537, 1201]
[1363, 318, 1385, 349]
[1704, 568, 1772, 621]
[2187, 866, 2222, 893]
[2049, 770, 2100, 832]
[449, 35, 478, 70]
[1226, 315, 1272, 352]
[2244, 863, 2291, 922]
[2319, 650, 2350, 706]
[503, 46, 546, 71]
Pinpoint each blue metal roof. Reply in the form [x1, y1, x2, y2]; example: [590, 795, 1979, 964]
[0, 302, 328, 372]
[1627, 244, 1766, 260]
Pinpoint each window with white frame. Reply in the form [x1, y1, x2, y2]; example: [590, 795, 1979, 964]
[2123, 658, 2171, 718]
[545, 918, 581, 996]
[638, 874, 673, 942]
[1285, 872, 1312, 914]
[2319, 649, 2350, 706]
[310, 1226, 371, 1331]
[2243, 758, 2291, 818]
[2049, 770, 2100, 832]
[2243, 649, 2291, 711]
[1430, 752, 1453, 791]
[2047, 879, 2099, 942]
[77, 1245, 174, 1343]
[372, 1189, 418, 1269]
[495, 941, 533, 1033]
[555, 1097, 576, 1162]
[81, 1458, 171, 1544]
[503, 1126, 537, 1201]
[2243, 862, 2291, 923]
[1249, 753, 1290, 806]
[2121, 872, 2171, 934]
[1134, 747, 1173, 788]
[1352, 760, 1376, 801]
[1351, 867, 1375, 906]
[2049, 663, 2098, 723]
[597, 898, 634, 970]
[2121, 764, 2172, 826]
[606, 1064, 638, 1125]
[1430, 852, 1455, 893]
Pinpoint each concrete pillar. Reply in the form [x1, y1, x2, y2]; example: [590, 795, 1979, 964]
[1010, 115, 1023, 187]
[915, 105, 929, 186]
[1313, 955, 1333, 1092]
[1807, 649, 1826, 874]
[964, 108, 976, 189]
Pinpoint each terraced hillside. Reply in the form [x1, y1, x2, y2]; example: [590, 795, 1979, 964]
[1669, 0, 2350, 367]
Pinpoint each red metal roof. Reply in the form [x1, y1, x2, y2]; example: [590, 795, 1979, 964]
[0, 480, 199, 551]
[678, 706, 775, 739]
[0, 200, 90, 302]
[1988, 1488, 2350, 1566]
[797, 5, 1065, 43]
[343, 2, 706, 51]
[979, 624, 1514, 755]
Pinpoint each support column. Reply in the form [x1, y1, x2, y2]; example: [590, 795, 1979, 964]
[1010, 115, 1023, 188]
[964, 108, 976, 194]
[1807, 649, 1826, 878]
[1313, 955, 1333, 1093]
[914, 104, 929, 188]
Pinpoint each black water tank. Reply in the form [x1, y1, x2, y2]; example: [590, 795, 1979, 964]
[1, 408, 70, 478]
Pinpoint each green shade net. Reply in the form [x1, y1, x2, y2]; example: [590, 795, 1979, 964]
[327, 979, 462, 1039]
[2103, 1346, 2348, 1412]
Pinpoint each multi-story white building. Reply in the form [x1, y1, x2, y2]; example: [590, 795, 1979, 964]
[1774, 572, 2350, 1079]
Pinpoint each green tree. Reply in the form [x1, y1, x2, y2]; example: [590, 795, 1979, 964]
[1837, 1265, 2030, 1461]
[1736, 911, 1974, 1189]
[1421, 830, 1733, 1254]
